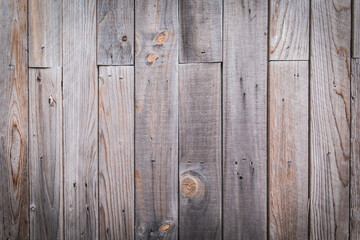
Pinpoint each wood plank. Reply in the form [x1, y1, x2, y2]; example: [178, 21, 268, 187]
[353, 0, 360, 58]
[269, 61, 308, 240]
[179, 63, 221, 239]
[63, 0, 98, 239]
[223, 1, 268, 239]
[269, 0, 309, 60]
[310, 0, 351, 238]
[97, 0, 134, 65]
[29, 0, 62, 67]
[29, 68, 62, 240]
[351, 58, 360, 239]
[179, 0, 222, 63]
[99, 66, 134, 239]
[134, 0, 178, 239]
[0, 0, 29, 239]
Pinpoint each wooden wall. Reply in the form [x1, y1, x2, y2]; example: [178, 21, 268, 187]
[0, 0, 359, 239]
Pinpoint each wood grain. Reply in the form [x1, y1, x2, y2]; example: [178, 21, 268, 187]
[179, 0, 222, 63]
[29, 0, 62, 67]
[353, 0, 360, 58]
[99, 66, 134, 240]
[97, 0, 134, 65]
[223, 0, 268, 239]
[63, 0, 98, 239]
[269, 61, 308, 240]
[0, 0, 29, 239]
[179, 63, 221, 239]
[134, 0, 178, 239]
[270, 0, 309, 60]
[29, 68, 62, 240]
[310, 0, 351, 238]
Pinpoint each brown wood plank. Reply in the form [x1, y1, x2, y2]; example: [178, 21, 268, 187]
[0, 0, 29, 239]
[97, 0, 134, 65]
[269, 61, 309, 240]
[353, 0, 360, 58]
[99, 66, 134, 239]
[179, 0, 222, 63]
[134, 0, 178, 239]
[29, 68, 62, 240]
[179, 63, 221, 239]
[29, 0, 62, 67]
[310, 0, 351, 238]
[269, 0, 309, 60]
[63, 0, 98, 239]
[223, 0, 268, 239]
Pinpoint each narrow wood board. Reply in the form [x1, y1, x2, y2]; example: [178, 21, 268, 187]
[179, 63, 221, 239]
[310, 0, 351, 238]
[269, 0, 309, 60]
[223, 1, 268, 239]
[63, 0, 98, 239]
[135, 0, 178, 239]
[29, 68, 62, 240]
[97, 0, 134, 65]
[269, 61, 309, 240]
[353, 0, 360, 58]
[99, 66, 134, 239]
[29, 0, 62, 67]
[179, 0, 222, 63]
[0, 0, 29, 239]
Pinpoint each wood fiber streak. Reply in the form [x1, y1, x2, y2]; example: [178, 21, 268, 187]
[310, 0, 351, 239]
[99, 66, 134, 240]
[353, 0, 360, 58]
[134, 0, 178, 239]
[63, 0, 98, 239]
[0, 0, 29, 239]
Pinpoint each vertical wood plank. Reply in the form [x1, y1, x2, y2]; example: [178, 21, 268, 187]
[179, 63, 221, 239]
[135, 0, 178, 239]
[269, 0, 309, 60]
[63, 0, 98, 239]
[29, 0, 62, 67]
[269, 61, 308, 240]
[0, 0, 29, 239]
[29, 68, 62, 240]
[97, 0, 134, 65]
[310, 0, 351, 238]
[223, 1, 268, 239]
[99, 66, 134, 239]
[179, 0, 222, 63]
[351, 58, 360, 240]
[353, 0, 360, 58]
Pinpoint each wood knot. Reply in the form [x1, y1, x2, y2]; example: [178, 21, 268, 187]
[159, 223, 172, 232]
[146, 52, 158, 65]
[122, 35, 127, 42]
[180, 174, 201, 198]
[154, 31, 168, 45]
[48, 95, 56, 107]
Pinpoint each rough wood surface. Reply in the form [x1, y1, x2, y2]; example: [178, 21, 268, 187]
[179, 0, 222, 63]
[134, 0, 178, 239]
[270, 0, 309, 60]
[310, 0, 351, 238]
[269, 61, 308, 240]
[99, 66, 134, 240]
[353, 0, 360, 58]
[97, 0, 134, 65]
[29, 68, 62, 240]
[29, 0, 62, 67]
[63, 0, 98, 239]
[0, 0, 29, 239]
[223, 0, 268, 239]
[179, 63, 221, 239]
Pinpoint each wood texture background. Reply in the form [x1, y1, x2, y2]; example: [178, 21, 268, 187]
[0, 0, 359, 239]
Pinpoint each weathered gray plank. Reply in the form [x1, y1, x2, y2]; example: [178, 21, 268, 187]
[179, 63, 221, 239]
[29, 0, 62, 67]
[310, 0, 351, 238]
[99, 66, 134, 239]
[179, 0, 222, 63]
[135, 0, 178, 239]
[97, 0, 134, 65]
[269, 0, 309, 60]
[353, 1, 360, 58]
[0, 0, 29, 239]
[29, 68, 62, 240]
[223, 0, 268, 239]
[63, 0, 98, 239]
[269, 61, 308, 240]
